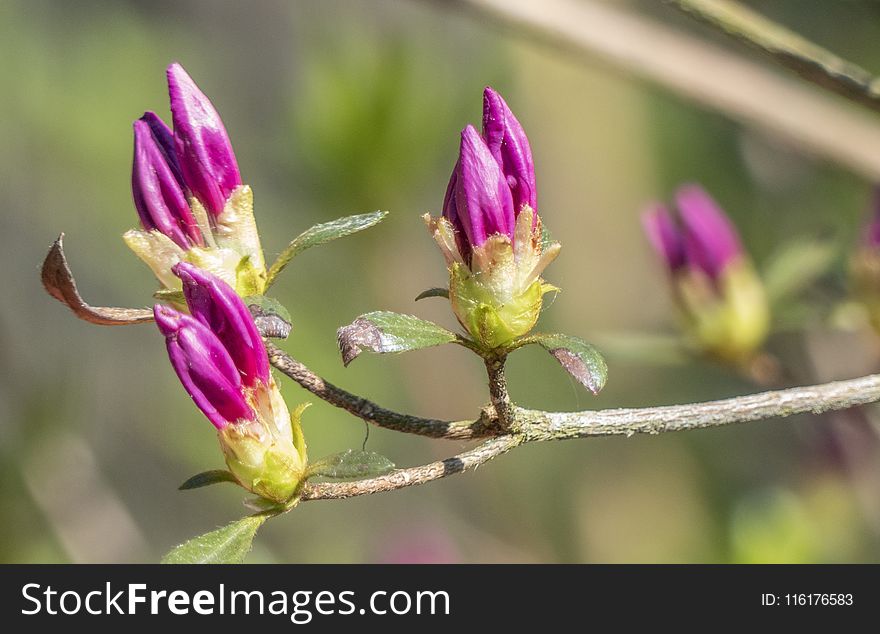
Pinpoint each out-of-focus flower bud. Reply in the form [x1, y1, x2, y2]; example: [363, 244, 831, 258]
[427, 88, 559, 350]
[850, 187, 880, 332]
[642, 184, 769, 364]
[155, 265, 306, 503]
[124, 64, 266, 297]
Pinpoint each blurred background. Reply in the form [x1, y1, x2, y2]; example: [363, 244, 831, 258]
[4, 0, 880, 563]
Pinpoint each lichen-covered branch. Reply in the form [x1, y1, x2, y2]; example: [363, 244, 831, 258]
[268, 342, 880, 443]
[300, 435, 523, 501]
[444, 0, 880, 180]
[517, 373, 880, 442]
[266, 341, 499, 440]
[293, 369, 880, 501]
[669, 0, 880, 113]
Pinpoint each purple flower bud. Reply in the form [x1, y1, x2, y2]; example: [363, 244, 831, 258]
[441, 160, 473, 263]
[446, 124, 515, 253]
[173, 262, 269, 386]
[676, 184, 743, 280]
[481, 87, 536, 219]
[140, 111, 184, 184]
[642, 184, 743, 281]
[132, 115, 202, 249]
[154, 304, 254, 429]
[642, 204, 686, 271]
[167, 63, 241, 217]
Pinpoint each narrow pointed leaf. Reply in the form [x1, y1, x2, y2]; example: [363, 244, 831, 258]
[529, 333, 608, 394]
[337, 311, 457, 366]
[154, 288, 185, 304]
[307, 449, 396, 480]
[414, 287, 450, 301]
[161, 515, 267, 564]
[41, 234, 154, 325]
[266, 211, 388, 288]
[178, 469, 239, 490]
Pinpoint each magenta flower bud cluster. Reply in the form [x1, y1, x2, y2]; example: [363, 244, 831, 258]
[154, 262, 267, 429]
[642, 184, 744, 282]
[443, 87, 536, 261]
[131, 63, 241, 249]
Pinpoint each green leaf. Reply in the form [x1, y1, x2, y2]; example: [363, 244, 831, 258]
[414, 287, 449, 301]
[307, 449, 396, 480]
[244, 295, 293, 339]
[336, 311, 457, 366]
[266, 210, 388, 288]
[161, 515, 267, 564]
[528, 333, 608, 394]
[762, 240, 837, 305]
[178, 470, 239, 491]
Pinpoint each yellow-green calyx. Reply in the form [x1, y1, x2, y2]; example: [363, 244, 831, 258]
[124, 185, 267, 300]
[219, 378, 308, 504]
[426, 206, 560, 350]
[675, 258, 770, 364]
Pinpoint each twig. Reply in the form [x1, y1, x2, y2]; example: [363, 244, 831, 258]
[300, 435, 523, 500]
[443, 0, 880, 180]
[268, 343, 880, 443]
[484, 354, 515, 429]
[517, 373, 880, 442]
[669, 0, 880, 113]
[266, 341, 499, 440]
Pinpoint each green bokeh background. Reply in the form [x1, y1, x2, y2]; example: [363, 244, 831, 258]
[3, 0, 880, 563]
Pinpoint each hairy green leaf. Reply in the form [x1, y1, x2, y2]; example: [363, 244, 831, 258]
[308, 449, 396, 480]
[161, 515, 267, 564]
[266, 211, 388, 288]
[336, 311, 457, 366]
[178, 470, 239, 491]
[529, 333, 608, 394]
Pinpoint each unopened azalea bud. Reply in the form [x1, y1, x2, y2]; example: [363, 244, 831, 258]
[167, 62, 242, 217]
[427, 88, 559, 350]
[125, 64, 266, 297]
[154, 304, 254, 429]
[132, 114, 202, 250]
[175, 262, 269, 386]
[850, 187, 880, 332]
[481, 86, 536, 221]
[155, 267, 306, 503]
[642, 184, 769, 364]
